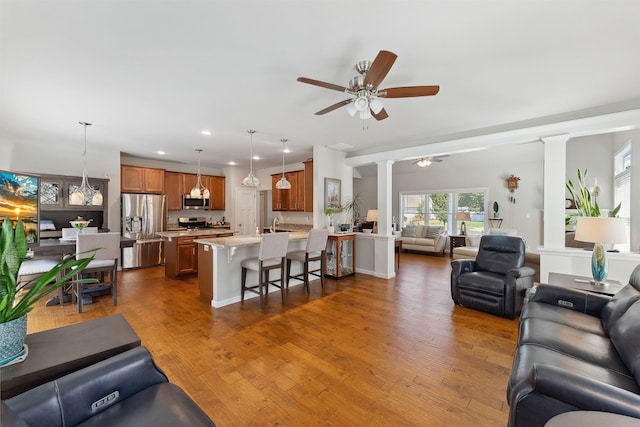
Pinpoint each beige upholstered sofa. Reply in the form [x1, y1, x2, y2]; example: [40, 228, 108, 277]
[399, 225, 447, 255]
[451, 232, 540, 282]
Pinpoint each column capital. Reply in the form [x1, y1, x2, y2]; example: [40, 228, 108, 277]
[540, 134, 571, 144]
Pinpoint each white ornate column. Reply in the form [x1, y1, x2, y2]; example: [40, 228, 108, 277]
[541, 134, 570, 249]
[374, 160, 395, 278]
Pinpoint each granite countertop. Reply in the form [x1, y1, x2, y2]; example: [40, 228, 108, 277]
[194, 231, 309, 248]
[158, 229, 237, 238]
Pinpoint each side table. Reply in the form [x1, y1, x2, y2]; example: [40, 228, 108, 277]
[547, 272, 624, 296]
[0, 314, 141, 399]
[449, 235, 467, 258]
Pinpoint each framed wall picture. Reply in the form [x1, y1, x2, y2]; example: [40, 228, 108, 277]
[0, 170, 40, 243]
[324, 178, 341, 211]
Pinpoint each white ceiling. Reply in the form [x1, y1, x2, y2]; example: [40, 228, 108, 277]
[2, 1, 640, 172]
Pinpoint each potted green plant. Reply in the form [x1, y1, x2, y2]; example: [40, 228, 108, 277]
[0, 217, 94, 362]
[566, 169, 621, 217]
[342, 193, 363, 226]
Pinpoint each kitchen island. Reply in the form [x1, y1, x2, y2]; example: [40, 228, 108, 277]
[194, 232, 309, 308]
[158, 229, 236, 279]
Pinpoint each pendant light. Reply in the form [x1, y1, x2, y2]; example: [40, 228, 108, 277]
[275, 138, 291, 190]
[241, 129, 260, 187]
[70, 122, 103, 206]
[190, 149, 210, 199]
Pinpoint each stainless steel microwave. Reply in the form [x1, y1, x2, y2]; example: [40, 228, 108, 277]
[182, 195, 210, 209]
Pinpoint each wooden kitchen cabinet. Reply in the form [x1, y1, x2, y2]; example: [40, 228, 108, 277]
[201, 175, 225, 210]
[165, 172, 225, 211]
[303, 158, 313, 212]
[164, 171, 182, 210]
[121, 166, 165, 193]
[271, 174, 289, 211]
[165, 236, 198, 278]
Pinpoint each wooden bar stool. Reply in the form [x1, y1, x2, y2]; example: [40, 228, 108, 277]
[286, 229, 329, 293]
[241, 232, 290, 309]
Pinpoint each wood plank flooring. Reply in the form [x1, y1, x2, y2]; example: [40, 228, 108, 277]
[25, 252, 518, 426]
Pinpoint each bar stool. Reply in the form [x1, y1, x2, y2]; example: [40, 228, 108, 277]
[18, 259, 64, 306]
[286, 229, 329, 293]
[241, 232, 290, 309]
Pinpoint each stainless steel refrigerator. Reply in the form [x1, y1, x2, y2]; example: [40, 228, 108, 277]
[121, 193, 166, 269]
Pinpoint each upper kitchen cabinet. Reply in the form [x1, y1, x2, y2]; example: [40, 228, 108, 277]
[303, 158, 313, 212]
[271, 174, 289, 211]
[271, 159, 313, 212]
[121, 166, 165, 194]
[201, 175, 225, 211]
[165, 171, 182, 210]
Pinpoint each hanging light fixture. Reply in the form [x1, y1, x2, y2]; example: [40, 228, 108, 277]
[275, 138, 291, 190]
[190, 149, 210, 199]
[70, 122, 103, 206]
[242, 130, 260, 187]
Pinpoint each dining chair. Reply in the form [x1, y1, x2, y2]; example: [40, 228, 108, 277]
[286, 229, 329, 293]
[72, 232, 120, 313]
[240, 232, 290, 309]
[18, 259, 64, 306]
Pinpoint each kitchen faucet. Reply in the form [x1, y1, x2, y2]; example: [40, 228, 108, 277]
[270, 217, 280, 233]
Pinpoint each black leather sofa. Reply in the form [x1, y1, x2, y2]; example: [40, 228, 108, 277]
[451, 235, 535, 319]
[1, 346, 216, 427]
[507, 264, 640, 427]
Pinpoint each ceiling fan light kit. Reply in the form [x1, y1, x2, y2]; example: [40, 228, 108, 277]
[414, 155, 449, 167]
[297, 50, 439, 121]
[417, 158, 432, 167]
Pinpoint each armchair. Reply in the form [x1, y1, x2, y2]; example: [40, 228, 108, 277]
[451, 235, 535, 319]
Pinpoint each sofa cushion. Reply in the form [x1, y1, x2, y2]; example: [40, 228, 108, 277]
[601, 284, 640, 334]
[425, 226, 443, 238]
[518, 317, 628, 373]
[414, 225, 427, 238]
[521, 301, 606, 336]
[466, 235, 482, 247]
[457, 271, 506, 296]
[401, 227, 416, 237]
[413, 238, 436, 246]
[610, 301, 640, 380]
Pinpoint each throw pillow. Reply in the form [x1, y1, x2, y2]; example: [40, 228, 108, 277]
[466, 235, 482, 247]
[401, 227, 416, 238]
[425, 226, 443, 238]
[415, 225, 427, 238]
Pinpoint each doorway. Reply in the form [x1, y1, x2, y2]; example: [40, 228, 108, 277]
[235, 188, 257, 236]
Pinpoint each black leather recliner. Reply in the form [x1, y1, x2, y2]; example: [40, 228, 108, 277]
[451, 235, 535, 319]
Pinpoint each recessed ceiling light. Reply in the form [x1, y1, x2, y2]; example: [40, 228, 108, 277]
[157, 151, 166, 155]
[228, 161, 237, 166]
[201, 130, 212, 136]
[283, 148, 291, 153]
[253, 155, 260, 160]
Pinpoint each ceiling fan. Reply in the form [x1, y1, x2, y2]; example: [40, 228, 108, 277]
[297, 50, 440, 121]
[413, 155, 449, 167]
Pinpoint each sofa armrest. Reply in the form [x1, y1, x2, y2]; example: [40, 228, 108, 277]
[5, 347, 170, 427]
[451, 259, 476, 304]
[434, 232, 448, 253]
[529, 283, 610, 316]
[531, 363, 640, 418]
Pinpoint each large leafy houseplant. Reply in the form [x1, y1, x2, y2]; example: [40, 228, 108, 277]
[0, 217, 94, 323]
[566, 168, 621, 218]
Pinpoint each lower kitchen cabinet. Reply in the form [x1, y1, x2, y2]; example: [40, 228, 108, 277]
[324, 233, 356, 279]
[165, 236, 198, 278]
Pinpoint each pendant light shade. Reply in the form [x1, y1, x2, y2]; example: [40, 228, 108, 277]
[275, 138, 291, 190]
[70, 122, 103, 206]
[242, 129, 261, 187]
[190, 149, 209, 199]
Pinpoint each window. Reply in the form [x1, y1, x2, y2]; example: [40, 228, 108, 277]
[400, 189, 486, 234]
[614, 143, 631, 251]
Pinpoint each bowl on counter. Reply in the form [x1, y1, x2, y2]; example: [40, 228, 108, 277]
[363, 229, 373, 234]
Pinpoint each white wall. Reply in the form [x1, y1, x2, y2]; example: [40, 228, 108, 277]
[4, 135, 121, 233]
[612, 129, 640, 252]
[354, 142, 545, 249]
[566, 134, 615, 209]
[312, 145, 353, 228]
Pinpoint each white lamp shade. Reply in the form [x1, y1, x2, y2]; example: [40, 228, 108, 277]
[190, 187, 201, 198]
[70, 190, 84, 205]
[91, 191, 103, 206]
[575, 217, 627, 244]
[275, 176, 291, 189]
[366, 209, 378, 222]
[202, 188, 210, 199]
[359, 109, 372, 120]
[345, 102, 357, 117]
[242, 174, 260, 187]
[354, 96, 368, 112]
[369, 97, 384, 114]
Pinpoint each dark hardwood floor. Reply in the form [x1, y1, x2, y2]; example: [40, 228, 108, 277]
[26, 252, 518, 426]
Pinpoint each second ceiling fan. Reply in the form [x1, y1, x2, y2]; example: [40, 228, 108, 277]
[297, 50, 440, 121]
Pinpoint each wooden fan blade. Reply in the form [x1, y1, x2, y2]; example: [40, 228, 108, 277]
[372, 108, 389, 121]
[297, 77, 348, 93]
[363, 50, 397, 89]
[315, 99, 352, 115]
[379, 85, 440, 98]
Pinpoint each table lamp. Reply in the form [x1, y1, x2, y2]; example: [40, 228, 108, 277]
[366, 209, 378, 233]
[575, 216, 626, 285]
[456, 211, 471, 235]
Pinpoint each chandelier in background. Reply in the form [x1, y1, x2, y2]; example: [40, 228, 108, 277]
[241, 129, 260, 187]
[275, 138, 291, 190]
[190, 149, 210, 199]
[70, 122, 103, 206]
